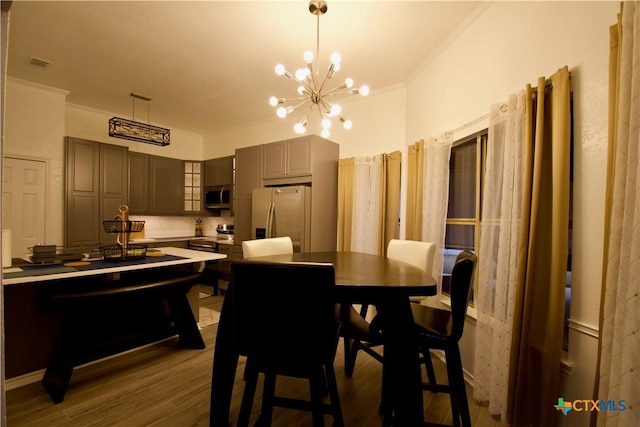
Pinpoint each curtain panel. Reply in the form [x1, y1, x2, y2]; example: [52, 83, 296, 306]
[473, 66, 572, 427]
[422, 135, 452, 290]
[337, 151, 401, 256]
[509, 67, 572, 427]
[337, 158, 354, 251]
[473, 94, 526, 420]
[595, 3, 640, 427]
[406, 140, 425, 240]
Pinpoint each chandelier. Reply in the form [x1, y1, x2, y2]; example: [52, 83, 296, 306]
[109, 93, 170, 146]
[269, 0, 369, 139]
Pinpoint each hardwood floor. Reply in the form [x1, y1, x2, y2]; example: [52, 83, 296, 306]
[6, 288, 506, 426]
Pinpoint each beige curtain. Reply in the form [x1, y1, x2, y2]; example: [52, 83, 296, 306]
[337, 151, 401, 255]
[594, 3, 640, 427]
[383, 151, 401, 253]
[406, 140, 424, 240]
[337, 158, 354, 251]
[508, 66, 572, 426]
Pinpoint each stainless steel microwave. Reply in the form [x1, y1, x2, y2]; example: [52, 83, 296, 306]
[205, 186, 232, 209]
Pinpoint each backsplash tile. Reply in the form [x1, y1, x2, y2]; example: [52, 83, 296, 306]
[130, 214, 234, 239]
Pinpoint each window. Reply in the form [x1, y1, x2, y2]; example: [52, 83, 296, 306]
[442, 128, 573, 351]
[442, 130, 488, 303]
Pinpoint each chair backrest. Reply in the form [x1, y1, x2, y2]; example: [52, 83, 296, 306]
[231, 260, 339, 369]
[449, 250, 478, 341]
[242, 236, 293, 259]
[387, 239, 436, 275]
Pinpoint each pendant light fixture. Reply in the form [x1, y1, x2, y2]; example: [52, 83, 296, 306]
[269, 0, 369, 139]
[108, 93, 170, 146]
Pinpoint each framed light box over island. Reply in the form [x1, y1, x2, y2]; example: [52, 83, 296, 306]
[2, 247, 225, 403]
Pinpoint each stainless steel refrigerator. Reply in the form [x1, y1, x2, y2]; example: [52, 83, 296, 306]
[251, 186, 311, 252]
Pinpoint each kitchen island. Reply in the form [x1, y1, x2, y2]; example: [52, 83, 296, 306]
[2, 247, 226, 401]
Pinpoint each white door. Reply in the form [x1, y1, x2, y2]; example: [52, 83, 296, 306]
[2, 157, 47, 259]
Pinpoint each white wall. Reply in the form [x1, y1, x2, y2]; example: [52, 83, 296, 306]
[65, 103, 203, 159]
[5, 78, 67, 246]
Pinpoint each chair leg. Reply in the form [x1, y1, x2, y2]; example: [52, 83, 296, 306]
[421, 347, 438, 385]
[346, 340, 361, 377]
[445, 347, 471, 427]
[324, 364, 344, 427]
[259, 372, 277, 427]
[343, 336, 354, 377]
[238, 361, 259, 427]
[309, 368, 325, 427]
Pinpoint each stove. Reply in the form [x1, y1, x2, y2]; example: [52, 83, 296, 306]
[188, 238, 218, 252]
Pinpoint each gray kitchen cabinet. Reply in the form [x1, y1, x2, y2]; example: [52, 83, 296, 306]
[204, 156, 234, 187]
[235, 146, 263, 199]
[65, 137, 128, 248]
[128, 152, 149, 214]
[263, 136, 312, 180]
[234, 145, 263, 242]
[149, 155, 182, 215]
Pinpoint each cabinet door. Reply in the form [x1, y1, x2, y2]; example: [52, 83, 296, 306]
[235, 145, 263, 199]
[234, 198, 253, 243]
[99, 144, 129, 244]
[263, 141, 287, 179]
[65, 138, 100, 247]
[149, 155, 181, 215]
[287, 137, 312, 177]
[214, 156, 234, 186]
[183, 161, 203, 214]
[204, 156, 234, 187]
[128, 152, 149, 214]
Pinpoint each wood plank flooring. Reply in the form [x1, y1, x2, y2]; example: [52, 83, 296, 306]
[5, 288, 506, 426]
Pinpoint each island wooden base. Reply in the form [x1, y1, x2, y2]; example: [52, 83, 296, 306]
[40, 270, 205, 403]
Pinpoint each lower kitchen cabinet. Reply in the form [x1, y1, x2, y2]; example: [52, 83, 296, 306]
[205, 243, 242, 294]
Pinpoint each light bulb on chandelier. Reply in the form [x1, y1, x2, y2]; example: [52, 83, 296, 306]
[269, 0, 369, 139]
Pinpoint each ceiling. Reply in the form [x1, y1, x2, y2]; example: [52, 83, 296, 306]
[6, 1, 481, 136]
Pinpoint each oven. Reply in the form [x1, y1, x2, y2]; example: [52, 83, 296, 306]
[188, 238, 218, 252]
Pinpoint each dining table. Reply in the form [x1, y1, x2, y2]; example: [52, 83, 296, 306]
[209, 251, 437, 426]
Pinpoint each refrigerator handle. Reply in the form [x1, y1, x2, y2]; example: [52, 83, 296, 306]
[265, 201, 274, 238]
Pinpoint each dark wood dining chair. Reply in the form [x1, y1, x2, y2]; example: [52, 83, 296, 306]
[231, 260, 344, 427]
[409, 250, 477, 427]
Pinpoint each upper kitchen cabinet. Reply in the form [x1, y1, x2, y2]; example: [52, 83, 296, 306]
[65, 137, 128, 247]
[148, 155, 182, 215]
[128, 152, 149, 214]
[204, 156, 234, 187]
[183, 160, 203, 214]
[262, 135, 337, 185]
[235, 145, 263, 200]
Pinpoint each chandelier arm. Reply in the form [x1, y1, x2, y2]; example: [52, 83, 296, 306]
[316, 66, 335, 95]
[281, 96, 310, 104]
[316, 102, 327, 120]
[290, 98, 313, 112]
[323, 85, 349, 95]
[322, 91, 355, 98]
[318, 98, 333, 115]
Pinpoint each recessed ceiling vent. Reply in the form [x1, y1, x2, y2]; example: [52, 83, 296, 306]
[27, 56, 51, 69]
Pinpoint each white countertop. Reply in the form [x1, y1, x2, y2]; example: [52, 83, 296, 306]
[2, 247, 226, 286]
